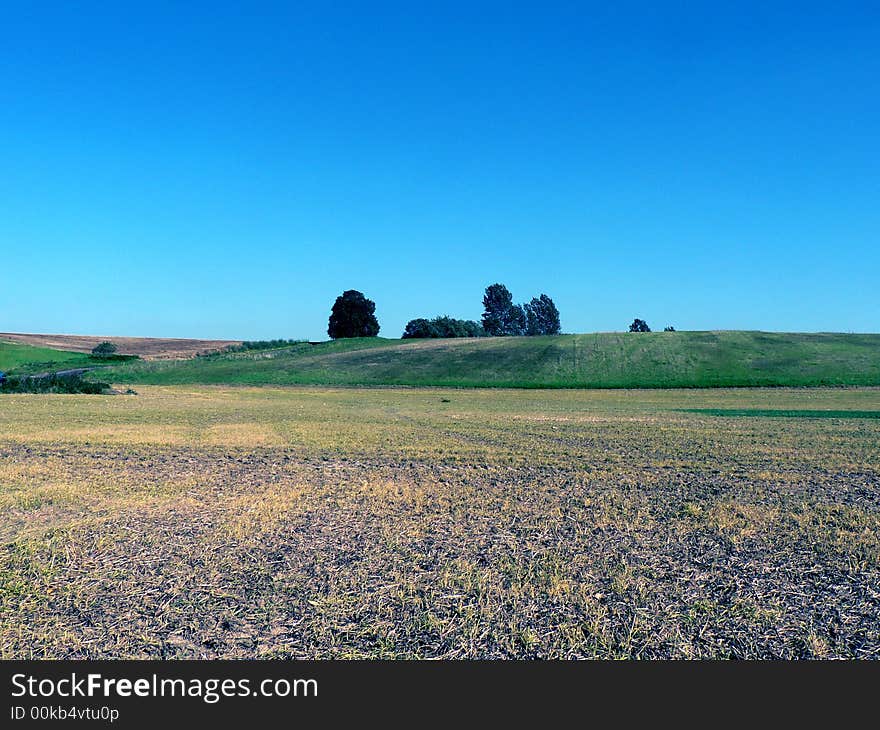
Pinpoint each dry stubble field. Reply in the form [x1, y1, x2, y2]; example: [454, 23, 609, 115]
[1, 386, 878, 658]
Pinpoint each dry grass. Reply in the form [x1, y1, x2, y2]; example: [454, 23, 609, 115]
[1, 386, 878, 658]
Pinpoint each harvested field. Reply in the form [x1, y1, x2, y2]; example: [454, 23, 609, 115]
[1, 386, 878, 658]
[0, 333, 240, 360]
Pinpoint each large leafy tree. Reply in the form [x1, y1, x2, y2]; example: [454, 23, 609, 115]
[525, 294, 561, 335]
[481, 283, 526, 336]
[327, 290, 380, 339]
[629, 318, 651, 332]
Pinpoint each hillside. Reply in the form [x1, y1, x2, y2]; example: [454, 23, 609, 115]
[0, 340, 95, 375]
[97, 331, 880, 388]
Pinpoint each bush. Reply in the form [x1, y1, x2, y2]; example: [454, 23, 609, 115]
[226, 339, 304, 353]
[402, 316, 486, 339]
[0, 373, 109, 394]
[664, 326, 676, 332]
[629, 319, 651, 332]
[91, 341, 118, 356]
[89, 354, 138, 363]
[402, 318, 436, 339]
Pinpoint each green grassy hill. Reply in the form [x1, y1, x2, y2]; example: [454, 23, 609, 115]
[97, 331, 880, 388]
[0, 340, 94, 375]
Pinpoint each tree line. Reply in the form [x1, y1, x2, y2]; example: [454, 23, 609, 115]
[326, 285, 674, 339]
[326, 283, 562, 340]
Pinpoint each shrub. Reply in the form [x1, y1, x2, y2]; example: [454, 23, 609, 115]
[402, 316, 486, 339]
[402, 318, 437, 339]
[0, 373, 109, 394]
[91, 341, 118, 356]
[226, 339, 304, 353]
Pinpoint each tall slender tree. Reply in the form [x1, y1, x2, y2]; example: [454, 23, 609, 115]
[481, 283, 526, 336]
[525, 294, 561, 335]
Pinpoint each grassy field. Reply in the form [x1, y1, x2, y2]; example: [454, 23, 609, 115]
[0, 340, 94, 375]
[98, 331, 880, 388]
[1, 385, 878, 658]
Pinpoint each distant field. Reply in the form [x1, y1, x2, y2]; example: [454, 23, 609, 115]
[1, 385, 877, 658]
[0, 333, 240, 360]
[98, 331, 880, 388]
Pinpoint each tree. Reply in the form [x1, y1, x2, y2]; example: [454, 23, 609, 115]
[91, 341, 118, 356]
[629, 318, 651, 332]
[663, 326, 675, 332]
[525, 294, 561, 335]
[402, 316, 486, 339]
[506, 304, 526, 336]
[402, 318, 439, 339]
[327, 290, 380, 339]
[481, 284, 526, 336]
[459, 319, 486, 338]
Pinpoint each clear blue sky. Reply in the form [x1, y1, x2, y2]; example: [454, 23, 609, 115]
[2, 1, 877, 340]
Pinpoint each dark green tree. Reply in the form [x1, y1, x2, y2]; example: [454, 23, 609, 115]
[525, 294, 561, 335]
[402, 316, 486, 339]
[402, 318, 439, 339]
[481, 284, 526, 336]
[327, 290, 380, 339]
[663, 325, 675, 332]
[629, 318, 651, 332]
[91, 341, 118, 356]
[459, 319, 487, 338]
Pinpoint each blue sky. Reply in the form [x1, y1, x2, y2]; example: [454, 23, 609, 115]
[2, 1, 877, 340]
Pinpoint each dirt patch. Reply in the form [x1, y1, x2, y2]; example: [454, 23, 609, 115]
[1, 386, 878, 659]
